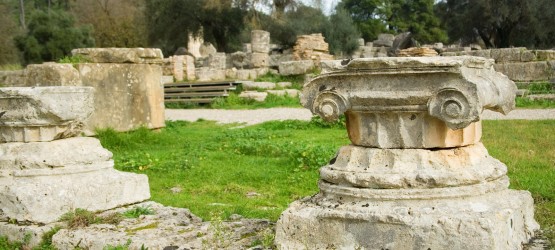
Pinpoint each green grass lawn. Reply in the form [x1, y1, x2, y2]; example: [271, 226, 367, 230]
[97, 119, 555, 246]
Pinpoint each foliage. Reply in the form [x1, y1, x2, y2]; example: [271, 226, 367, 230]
[15, 8, 94, 64]
[339, 0, 447, 44]
[325, 8, 361, 56]
[57, 54, 89, 64]
[435, 0, 555, 48]
[0, 2, 21, 65]
[146, 0, 246, 55]
[96, 119, 555, 246]
[59, 208, 123, 229]
[202, 211, 233, 249]
[254, 72, 305, 89]
[70, 0, 147, 48]
[123, 206, 156, 218]
[103, 239, 132, 250]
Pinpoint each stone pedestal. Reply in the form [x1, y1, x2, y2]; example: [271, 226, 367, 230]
[0, 87, 150, 244]
[275, 57, 539, 249]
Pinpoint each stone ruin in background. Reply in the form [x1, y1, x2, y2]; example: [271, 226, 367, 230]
[275, 56, 539, 249]
[0, 48, 166, 134]
[0, 86, 150, 245]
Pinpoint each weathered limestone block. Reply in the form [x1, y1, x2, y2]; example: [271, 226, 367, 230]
[0, 137, 111, 173]
[520, 50, 537, 62]
[239, 91, 267, 102]
[0, 70, 25, 87]
[494, 61, 553, 82]
[185, 55, 196, 81]
[397, 47, 438, 57]
[251, 30, 271, 53]
[24, 63, 82, 86]
[292, 34, 334, 63]
[77, 63, 165, 132]
[267, 89, 300, 97]
[466, 49, 492, 59]
[269, 54, 295, 68]
[0, 87, 94, 142]
[276, 82, 292, 88]
[72, 48, 163, 64]
[277, 189, 537, 250]
[279, 60, 315, 76]
[490, 48, 525, 63]
[231, 51, 251, 69]
[535, 50, 555, 61]
[276, 57, 537, 249]
[250, 52, 269, 68]
[160, 76, 174, 84]
[0, 165, 150, 224]
[0, 136, 150, 224]
[206, 52, 227, 70]
[241, 81, 275, 90]
[195, 68, 226, 81]
[171, 56, 185, 81]
[236, 69, 258, 80]
[199, 43, 217, 57]
[372, 33, 394, 47]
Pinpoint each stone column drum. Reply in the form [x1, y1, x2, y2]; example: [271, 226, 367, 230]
[0, 87, 150, 226]
[275, 57, 539, 249]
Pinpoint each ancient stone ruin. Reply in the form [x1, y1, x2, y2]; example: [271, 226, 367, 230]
[0, 87, 150, 245]
[275, 57, 539, 249]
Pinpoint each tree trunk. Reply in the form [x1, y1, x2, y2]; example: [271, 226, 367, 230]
[19, 0, 26, 30]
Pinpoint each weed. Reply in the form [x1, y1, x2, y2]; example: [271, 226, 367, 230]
[57, 55, 89, 65]
[59, 209, 122, 228]
[0, 64, 23, 71]
[60, 209, 102, 228]
[202, 211, 233, 249]
[103, 239, 132, 250]
[123, 206, 155, 219]
[254, 72, 305, 90]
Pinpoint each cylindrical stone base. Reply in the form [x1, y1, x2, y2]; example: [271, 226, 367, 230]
[275, 189, 538, 250]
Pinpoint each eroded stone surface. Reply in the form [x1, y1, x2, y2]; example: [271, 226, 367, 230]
[77, 63, 165, 133]
[0, 87, 94, 142]
[24, 63, 82, 86]
[72, 48, 163, 64]
[51, 201, 272, 250]
[0, 167, 150, 224]
[276, 56, 537, 249]
[0, 137, 112, 174]
[276, 190, 538, 250]
[301, 57, 516, 146]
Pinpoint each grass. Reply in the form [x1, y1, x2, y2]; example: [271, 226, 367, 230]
[0, 64, 23, 71]
[95, 118, 555, 246]
[516, 81, 555, 108]
[254, 72, 306, 90]
[165, 92, 302, 110]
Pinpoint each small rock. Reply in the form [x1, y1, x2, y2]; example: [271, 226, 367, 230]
[170, 187, 182, 194]
[246, 191, 261, 198]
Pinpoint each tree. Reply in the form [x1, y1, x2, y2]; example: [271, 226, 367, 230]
[70, 0, 148, 48]
[15, 8, 94, 64]
[339, 0, 447, 43]
[0, 1, 21, 65]
[435, 0, 554, 48]
[325, 8, 360, 56]
[146, 0, 246, 55]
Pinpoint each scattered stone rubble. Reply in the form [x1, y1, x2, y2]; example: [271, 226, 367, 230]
[52, 201, 273, 250]
[442, 47, 555, 82]
[275, 57, 539, 249]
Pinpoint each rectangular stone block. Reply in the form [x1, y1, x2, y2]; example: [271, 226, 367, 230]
[72, 48, 163, 64]
[77, 63, 165, 133]
[195, 68, 226, 81]
[251, 30, 270, 53]
[171, 55, 185, 81]
[0, 168, 150, 224]
[185, 55, 196, 81]
[0, 70, 25, 87]
[279, 60, 315, 76]
[206, 53, 227, 70]
[251, 53, 269, 68]
[535, 50, 555, 61]
[24, 63, 82, 86]
[236, 69, 257, 80]
[494, 62, 553, 82]
[490, 48, 524, 63]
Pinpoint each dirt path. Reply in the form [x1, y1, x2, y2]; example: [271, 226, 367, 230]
[165, 108, 555, 125]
